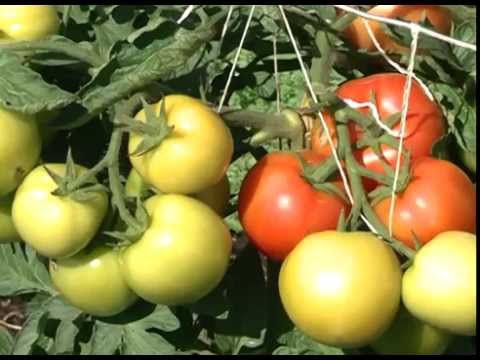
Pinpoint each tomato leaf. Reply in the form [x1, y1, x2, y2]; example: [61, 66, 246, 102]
[0, 244, 55, 296]
[89, 322, 123, 355]
[11, 309, 49, 355]
[0, 51, 76, 114]
[0, 328, 13, 355]
[52, 319, 80, 354]
[274, 328, 344, 355]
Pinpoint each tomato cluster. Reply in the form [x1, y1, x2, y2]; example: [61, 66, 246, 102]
[0, 5, 476, 355]
[238, 71, 476, 352]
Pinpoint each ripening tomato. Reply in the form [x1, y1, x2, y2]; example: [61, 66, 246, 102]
[0, 194, 20, 243]
[12, 164, 109, 259]
[119, 194, 232, 305]
[0, 107, 42, 197]
[0, 5, 60, 41]
[344, 5, 452, 53]
[311, 73, 445, 190]
[402, 231, 476, 336]
[50, 244, 138, 317]
[129, 95, 233, 195]
[238, 151, 350, 261]
[371, 306, 452, 355]
[279, 231, 402, 349]
[373, 157, 476, 247]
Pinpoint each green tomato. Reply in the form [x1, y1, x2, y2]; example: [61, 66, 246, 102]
[129, 95, 233, 194]
[0, 107, 42, 197]
[279, 231, 402, 349]
[402, 231, 476, 336]
[0, 193, 20, 243]
[120, 194, 232, 305]
[371, 306, 452, 354]
[50, 244, 138, 317]
[12, 164, 109, 259]
[0, 5, 59, 41]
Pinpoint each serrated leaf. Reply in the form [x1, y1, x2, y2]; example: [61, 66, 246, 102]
[276, 327, 343, 355]
[12, 310, 49, 355]
[0, 244, 55, 296]
[122, 328, 175, 355]
[52, 319, 80, 354]
[93, 16, 137, 61]
[452, 20, 476, 74]
[47, 296, 82, 322]
[136, 305, 180, 333]
[0, 51, 76, 114]
[0, 328, 13, 355]
[90, 322, 123, 355]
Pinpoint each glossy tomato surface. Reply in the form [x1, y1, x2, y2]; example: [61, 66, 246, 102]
[120, 194, 232, 305]
[402, 231, 476, 336]
[129, 95, 233, 195]
[238, 151, 349, 261]
[279, 231, 402, 348]
[50, 244, 138, 317]
[374, 157, 476, 247]
[12, 164, 109, 258]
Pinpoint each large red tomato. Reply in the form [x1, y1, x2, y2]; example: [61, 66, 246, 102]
[373, 157, 476, 248]
[238, 151, 350, 261]
[311, 73, 445, 190]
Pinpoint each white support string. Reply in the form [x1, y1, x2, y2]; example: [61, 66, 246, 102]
[362, 19, 434, 101]
[220, 6, 235, 42]
[177, 5, 196, 24]
[217, 5, 256, 113]
[388, 24, 421, 237]
[335, 5, 477, 52]
[278, 5, 381, 236]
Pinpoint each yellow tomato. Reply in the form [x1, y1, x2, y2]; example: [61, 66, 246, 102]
[0, 5, 60, 41]
[0, 193, 20, 243]
[50, 244, 138, 317]
[279, 231, 402, 349]
[12, 164, 109, 259]
[402, 231, 476, 336]
[0, 107, 42, 196]
[344, 5, 452, 53]
[371, 306, 452, 354]
[120, 194, 232, 305]
[128, 95, 233, 194]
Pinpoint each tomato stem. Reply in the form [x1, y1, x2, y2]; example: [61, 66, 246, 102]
[336, 119, 415, 259]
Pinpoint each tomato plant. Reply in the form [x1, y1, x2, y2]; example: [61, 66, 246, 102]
[279, 231, 402, 349]
[129, 95, 234, 195]
[0, 5, 59, 41]
[50, 244, 138, 317]
[0, 107, 42, 197]
[119, 194, 232, 305]
[12, 164, 109, 259]
[373, 157, 476, 247]
[402, 231, 476, 336]
[0, 4, 475, 356]
[238, 151, 349, 261]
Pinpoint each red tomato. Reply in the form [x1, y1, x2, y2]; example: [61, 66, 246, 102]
[373, 157, 476, 248]
[312, 73, 445, 190]
[238, 151, 350, 261]
[343, 5, 452, 53]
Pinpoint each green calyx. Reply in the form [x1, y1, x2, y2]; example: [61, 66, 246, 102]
[119, 97, 174, 157]
[45, 149, 107, 202]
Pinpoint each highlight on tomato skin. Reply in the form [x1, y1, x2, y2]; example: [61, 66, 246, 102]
[373, 157, 476, 248]
[238, 151, 350, 261]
